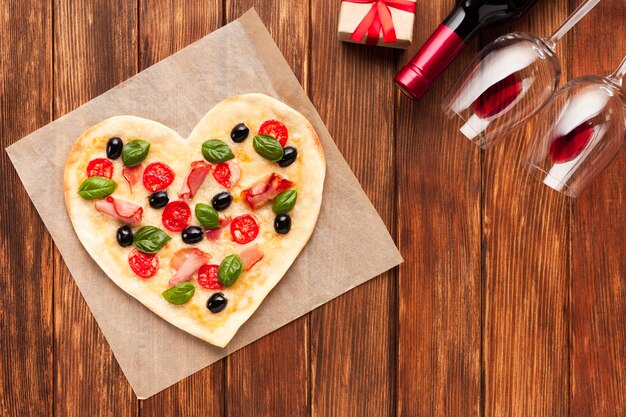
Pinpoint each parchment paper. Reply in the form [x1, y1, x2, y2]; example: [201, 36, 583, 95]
[6, 9, 402, 399]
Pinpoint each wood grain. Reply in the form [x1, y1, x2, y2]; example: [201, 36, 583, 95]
[570, 0, 626, 416]
[139, 0, 222, 70]
[0, 1, 53, 417]
[481, 2, 570, 416]
[2, 0, 626, 415]
[52, 0, 137, 415]
[137, 2, 224, 416]
[309, 0, 396, 416]
[223, 2, 310, 416]
[394, 1, 481, 416]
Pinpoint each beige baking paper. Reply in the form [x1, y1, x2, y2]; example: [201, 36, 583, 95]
[6, 9, 402, 399]
[337, 0, 415, 49]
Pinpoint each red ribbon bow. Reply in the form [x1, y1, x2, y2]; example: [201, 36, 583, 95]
[343, 0, 416, 45]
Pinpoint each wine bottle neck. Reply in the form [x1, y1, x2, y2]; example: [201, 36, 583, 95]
[394, 24, 466, 101]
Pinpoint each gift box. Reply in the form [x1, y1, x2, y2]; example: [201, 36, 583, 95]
[338, 0, 416, 49]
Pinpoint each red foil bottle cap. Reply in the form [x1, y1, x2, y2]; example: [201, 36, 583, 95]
[394, 24, 466, 101]
[394, 66, 432, 101]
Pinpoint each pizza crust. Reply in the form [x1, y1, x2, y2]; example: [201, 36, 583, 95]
[64, 94, 325, 347]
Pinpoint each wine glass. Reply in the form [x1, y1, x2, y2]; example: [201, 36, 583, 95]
[442, 0, 602, 149]
[524, 56, 626, 197]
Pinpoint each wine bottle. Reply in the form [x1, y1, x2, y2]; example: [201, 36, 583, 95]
[394, 0, 539, 101]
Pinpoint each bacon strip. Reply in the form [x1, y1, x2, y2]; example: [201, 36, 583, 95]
[170, 248, 198, 271]
[205, 215, 232, 241]
[241, 173, 293, 209]
[169, 248, 211, 287]
[94, 196, 143, 224]
[178, 161, 212, 200]
[239, 244, 264, 271]
[122, 163, 143, 192]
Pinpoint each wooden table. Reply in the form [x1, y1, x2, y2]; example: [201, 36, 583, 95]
[2, 0, 625, 416]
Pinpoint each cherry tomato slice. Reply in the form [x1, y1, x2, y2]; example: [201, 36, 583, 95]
[128, 249, 159, 278]
[230, 214, 259, 244]
[197, 264, 223, 290]
[143, 162, 175, 192]
[259, 119, 288, 147]
[212, 162, 231, 188]
[86, 158, 114, 179]
[162, 200, 191, 232]
[213, 161, 240, 188]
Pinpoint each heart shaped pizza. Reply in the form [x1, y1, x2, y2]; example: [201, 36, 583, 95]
[64, 94, 325, 347]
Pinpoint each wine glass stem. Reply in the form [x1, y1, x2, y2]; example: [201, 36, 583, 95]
[548, 0, 602, 47]
[608, 56, 626, 86]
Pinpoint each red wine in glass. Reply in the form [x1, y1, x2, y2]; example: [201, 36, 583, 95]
[525, 55, 626, 197]
[549, 120, 595, 163]
[473, 73, 523, 118]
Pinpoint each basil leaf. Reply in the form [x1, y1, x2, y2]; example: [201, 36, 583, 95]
[162, 283, 195, 305]
[122, 140, 150, 166]
[201, 139, 235, 163]
[195, 203, 220, 229]
[78, 176, 117, 200]
[253, 135, 284, 161]
[218, 254, 243, 287]
[133, 226, 171, 253]
[273, 189, 297, 214]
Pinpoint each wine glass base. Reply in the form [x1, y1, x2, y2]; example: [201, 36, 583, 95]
[443, 107, 490, 149]
[525, 162, 578, 197]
